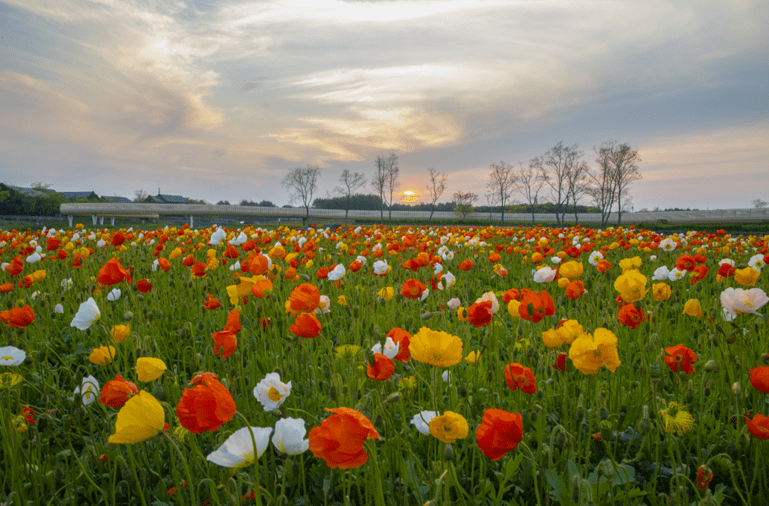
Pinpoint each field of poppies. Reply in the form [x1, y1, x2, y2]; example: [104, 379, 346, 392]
[1, 222, 768, 506]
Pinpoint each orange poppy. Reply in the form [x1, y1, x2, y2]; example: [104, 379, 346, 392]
[0, 305, 35, 328]
[56, 249, 68, 260]
[212, 331, 237, 359]
[504, 363, 536, 394]
[316, 267, 329, 279]
[517, 290, 555, 323]
[46, 237, 61, 251]
[457, 259, 474, 271]
[308, 407, 380, 469]
[223, 309, 241, 334]
[675, 254, 696, 272]
[158, 257, 172, 273]
[366, 354, 395, 381]
[190, 261, 206, 277]
[386, 327, 411, 363]
[564, 280, 585, 300]
[249, 255, 269, 276]
[502, 288, 521, 303]
[663, 344, 697, 375]
[617, 303, 644, 329]
[204, 293, 221, 310]
[99, 373, 139, 408]
[250, 278, 273, 298]
[0, 283, 13, 293]
[176, 372, 236, 434]
[289, 312, 322, 338]
[136, 279, 153, 293]
[72, 253, 83, 269]
[182, 254, 195, 267]
[689, 265, 708, 285]
[467, 300, 494, 327]
[745, 414, 769, 439]
[349, 260, 362, 273]
[401, 279, 427, 299]
[749, 366, 769, 394]
[97, 257, 130, 286]
[5, 256, 23, 276]
[476, 409, 523, 461]
[289, 283, 321, 313]
[595, 259, 611, 273]
[111, 231, 126, 246]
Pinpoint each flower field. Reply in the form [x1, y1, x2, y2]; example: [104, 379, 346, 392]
[1, 223, 768, 506]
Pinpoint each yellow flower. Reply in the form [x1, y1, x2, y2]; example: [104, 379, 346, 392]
[410, 327, 463, 367]
[337, 295, 347, 306]
[377, 287, 395, 301]
[556, 320, 583, 345]
[559, 261, 583, 280]
[136, 357, 167, 382]
[206, 256, 219, 271]
[734, 267, 760, 287]
[108, 392, 165, 444]
[542, 329, 563, 349]
[335, 344, 361, 361]
[659, 401, 693, 435]
[557, 277, 570, 288]
[464, 351, 481, 364]
[227, 276, 257, 305]
[398, 375, 417, 391]
[88, 346, 115, 365]
[169, 247, 182, 260]
[31, 270, 46, 282]
[682, 299, 703, 317]
[0, 372, 24, 390]
[428, 411, 469, 444]
[618, 256, 642, 273]
[652, 283, 672, 301]
[613, 269, 648, 303]
[507, 300, 521, 319]
[111, 324, 131, 343]
[457, 306, 468, 322]
[568, 328, 621, 375]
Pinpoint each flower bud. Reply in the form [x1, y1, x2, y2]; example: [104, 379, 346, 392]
[123, 311, 134, 321]
[596, 459, 614, 480]
[385, 392, 401, 404]
[732, 382, 741, 396]
[575, 406, 585, 423]
[704, 359, 718, 373]
[599, 407, 609, 421]
[649, 362, 660, 380]
[444, 444, 455, 462]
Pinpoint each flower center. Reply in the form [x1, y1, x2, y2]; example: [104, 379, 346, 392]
[1, 356, 12, 361]
[267, 387, 283, 402]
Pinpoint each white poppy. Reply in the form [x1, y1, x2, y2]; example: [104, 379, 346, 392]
[475, 292, 500, 313]
[438, 272, 456, 290]
[446, 298, 461, 310]
[356, 255, 367, 266]
[206, 427, 273, 467]
[372, 337, 400, 360]
[70, 298, 101, 330]
[327, 264, 346, 281]
[433, 262, 443, 274]
[588, 251, 604, 266]
[54, 304, 64, 314]
[25, 252, 41, 263]
[228, 232, 248, 246]
[652, 266, 671, 281]
[97, 239, 107, 248]
[107, 288, 122, 301]
[74, 375, 100, 406]
[550, 256, 562, 264]
[442, 370, 452, 382]
[61, 278, 73, 290]
[314, 295, 331, 315]
[373, 260, 388, 275]
[0, 346, 26, 366]
[748, 254, 765, 272]
[659, 238, 677, 252]
[420, 288, 430, 302]
[253, 373, 291, 412]
[208, 228, 227, 246]
[272, 418, 310, 455]
[720, 287, 768, 315]
[410, 411, 437, 435]
[533, 266, 557, 284]
[229, 261, 241, 271]
[668, 268, 685, 282]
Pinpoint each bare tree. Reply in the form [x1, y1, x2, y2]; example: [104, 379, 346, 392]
[566, 160, 590, 225]
[335, 169, 366, 228]
[587, 144, 618, 227]
[611, 143, 642, 226]
[134, 189, 148, 202]
[30, 181, 54, 190]
[372, 156, 388, 224]
[425, 167, 447, 224]
[530, 142, 583, 226]
[282, 165, 320, 226]
[512, 164, 543, 225]
[453, 191, 478, 219]
[383, 153, 400, 225]
[752, 199, 768, 209]
[487, 162, 517, 225]
[484, 192, 497, 220]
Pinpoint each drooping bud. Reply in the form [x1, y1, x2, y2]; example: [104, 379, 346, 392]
[704, 359, 718, 373]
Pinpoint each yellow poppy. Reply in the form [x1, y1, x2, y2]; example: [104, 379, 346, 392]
[108, 392, 165, 444]
[542, 329, 563, 349]
[136, 357, 167, 382]
[613, 269, 648, 303]
[559, 261, 583, 280]
[410, 327, 463, 367]
[507, 300, 521, 319]
[88, 346, 115, 365]
[734, 267, 760, 287]
[429, 411, 469, 444]
[377, 287, 395, 301]
[618, 256, 642, 273]
[464, 351, 481, 364]
[652, 283, 672, 301]
[568, 328, 620, 375]
[556, 320, 583, 345]
[682, 299, 703, 317]
[111, 324, 131, 343]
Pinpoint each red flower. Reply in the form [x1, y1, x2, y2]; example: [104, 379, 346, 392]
[46, 237, 61, 251]
[182, 254, 195, 267]
[554, 353, 567, 372]
[289, 283, 321, 313]
[111, 231, 126, 246]
[99, 373, 139, 408]
[717, 263, 735, 278]
[617, 303, 644, 329]
[0, 305, 35, 328]
[289, 312, 322, 338]
[504, 362, 536, 394]
[476, 409, 523, 461]
[401, 279, 427, 299]
[697, 466, 713, 491]
[366, 354, 395, 381]
[5, 256, 23, 276]
[223, 309, 241, 334]
[249, 255, 269, 275]
[749, 366, 769, 394]
[386, 327, 411, 362]
[596, 259, 612, 273]
[0, 283, 13, 293]
[457, 259, 474, 271]
[97, 258, 130, 286]
[502, 288, 521, 303]
[745, 414, 769, 439]
[204, 294, 221, 310]
[467, 300, 494, 327]
[308, 407, 380, 469]
[212, 331, 237, 359]
[22, 405, 36, 424]
[316, 267, 329, 279]
[136, 279, 153, 293]
[663, 344, 697, 375]
[675, 254, 696, 272]
[517, 290, 555, 323]
[690, 264, 708, 285]
[176, 372, 236, 434]
[158, 257, 172, 272]
[564, 280, 585, 300]
[190, 261, 206, 277]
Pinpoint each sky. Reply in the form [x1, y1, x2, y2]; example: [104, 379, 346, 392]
[1, 0, 767, 211]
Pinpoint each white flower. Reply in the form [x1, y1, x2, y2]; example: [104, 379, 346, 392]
[550, 256, 562, 264]
[668, 268, 685, 282]
[475, 292, 499, 313]
[719, 258, 735, 267]
[25, 252, 41, 263]
[372, 337, 400, 360]
[356, 255, 367, 266]
[228, 232, 248, 246]
[652, 266, 671, 281]
[446, 298, 461, 310]
[272, 418, 310, 455]
[588, 251, 604, 266]
[748, 254, 765, 271]
[97, 239, 106, 248]
[206, 427, 273, 467]
[253, 373, 291, 412]
[649, 255, 657, 261]
[720, 287, 768, 315]
[107, 288, 122, 301]
[61, 278, 73, 290]
[74, 375, 100, 406]
[151, 259, 159, 272]
[70, 298, 101, 330]
[71, 233, 80, 242]
[0, 346, 26, 366]
[438, 272, 456, 290]
[410, 411, 438, 435]
[721, 307, 737, 322]
[208, 228, 227, 246]
[419, 288, 430, 302]
[314, 295, 331, 315]
[54, 304, 64, 314]
[327, 264, 346, 281]
[442, 370, 452, 382]
[373, 260, 388, 275]
[229, 260, 241, 271]
[441, 249, 454, 261]
[659, 238, 677, 252]
[533, 266, 557, 284]
[433, 262, 443, 274]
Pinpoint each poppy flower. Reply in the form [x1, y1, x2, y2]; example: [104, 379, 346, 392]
[745, 413, 769, 439]
[409, 327, 463, 367]
[554, 353, 567, 372]
[720, 287, 768, 315]
[401, 279, 427, 299]
[734, 267, 760, 287]
[250, 277, 273, 298]
[272, 418, 310, 455]
[111, 231, 126, 246]
[5, 256, 23, 276]
[0, 305, 35, 328]
[697, 466, 713, 491]
[204, 294, 221, 310]
[308, 407, 380, 469]
[74, 375, 100, 406]
[289, 312, 322, 338]
[674, 254, 696, 272]
[366, 354, 395, 381]
[88, 346, 116, 365]
[569, 328, 621, 375]
[502, 288, 521, 303]
[467, 300, 494, 327]
[110, 324, 131, 343]
[504, 362, 536, 394]
[206, 426, 272, 467]
[0, 283, 13, 293]
[109, 392, 166, 444]
[652, 282, 672, 301]
[613, 269, 648, 303]
[99, 373, 139, 408]
[158, 257, 172, 273]
[476, 409, 523, 461]
[663, 344, 697, 375]
[212, 331, 237, 359]
[316, 267, 329, 279]
[557, 319, 583, 345]
[717, 262, 736, 279]
[428, 411, 469, 444]
[136, 357, 167, 382]
[289, 283, 321, 313]
[559, 261, 583, 280]
[253, 372, 292, 412]
[749, 366, 769, 394]
[136, 279, 153, 293]
[46, 237, 61, 251]
[617, 303, 644, 329]
[596, 259, 611, 273]
[176, 372, 236, 434]
[564, 280, 585, 300]
[182, 254, 195, 267]
[223, 309, 241, 334]
[682, 299, 704, 317]
[457, 259, 474, 271]
[386, 327, 411, 362]
[97, 257, 130, 286]
[0, 346, 26, 366]
[518, 290, 555, 323]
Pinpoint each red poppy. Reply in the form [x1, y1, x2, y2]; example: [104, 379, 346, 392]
[401, 279, 427, 299]
[176, 372, 236, 434]
[190, 261, 206, 278]
[697, 466, 713, 491]
[749, 366, 769, 394]
[223, 244, 239, 259]
[564, 280, 585, 300]
[249, 255, 269, 276]
[0, 283, 13, 293]
[182, 254, 195, 267]
[5, 256, 23, 276]
[663, 344, 697, 375]
[476, 409, 523, 461]
[617, 303, 644, 329]
[204, 294, 221, 310]
[504, 362, 536, 394]
[289, 312, 322, 338]
[565, 246, 581, 258]
[457, 259, 474, 271]
[745, 414, 769, 439]
[111, 231, 126, 246]
[316, 267, 329, 279]
[212, 331, 237, 359]
[97, 257, 130, 286]
[22, 405, 36, 424]
[251, 278, 273, 298]
[136, 279, 153, 293]
[158, 257, 172, 273]
[675, 254, 696, 272]
[46, 237, 61, 251]
[99, 373, 139, 408]
[348, 260, 362, 273]
[467, 300, 494, 327]
[502, 288, 521, 303]
[366, 354, 395, 381]
[260, 317, 271, 329]
[689, 264, 708, 285]
[717, 263, 735, 278]
[56, 249, 68, 260]
[308, 407, 380, 469]
[72, 253, 83, 269]
[595, 259, 611, 273]
[223, 309, 241, 334]
[0, 305, 35, 328]
[289, 283, 321, 313]
[517, 290, 555, 323]
[386, 327, 411, 362]
[554, 353, 567, 372]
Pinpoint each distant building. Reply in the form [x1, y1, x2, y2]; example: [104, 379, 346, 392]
[7, 185, 48, 198]
[147, 190, 189, 204]
[58, 191, 99, 200]
[104, 196, 133, 204]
